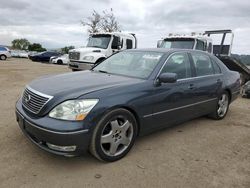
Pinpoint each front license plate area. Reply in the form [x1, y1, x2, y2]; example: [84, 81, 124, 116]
[16, 111, 25, 130]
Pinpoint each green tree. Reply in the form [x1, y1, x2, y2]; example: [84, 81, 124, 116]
[81, 9, 121, 34]
[28, 43, 46, 52]
[61, 46, 75, 54]
[81, 10, 101, 33]
[11, 38, 30, 50]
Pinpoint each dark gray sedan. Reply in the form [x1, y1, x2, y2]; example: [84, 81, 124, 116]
[16, 49, 241, 162]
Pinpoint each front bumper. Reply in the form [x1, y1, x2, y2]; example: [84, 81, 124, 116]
[68, 60, 94, 70]
[15, 100, 92, 157]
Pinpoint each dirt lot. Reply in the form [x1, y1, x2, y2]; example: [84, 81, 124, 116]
[0, 58, 249, 188]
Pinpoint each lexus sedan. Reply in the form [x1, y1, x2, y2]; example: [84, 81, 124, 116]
[16, 49, 241, 162]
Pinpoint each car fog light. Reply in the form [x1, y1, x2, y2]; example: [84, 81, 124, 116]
[47, 143, 76, 152]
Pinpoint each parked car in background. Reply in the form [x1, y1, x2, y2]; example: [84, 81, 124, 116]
[11, 50, 29, 58]
[29, 51, 61, 62]
[0, 46, 11, 60]
[16, 49, 240, 162]
[242, 81, 250, 98]
[49, 54, 69, 65]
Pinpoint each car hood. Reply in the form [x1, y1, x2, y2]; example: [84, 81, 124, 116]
[28, 70, 142, 99]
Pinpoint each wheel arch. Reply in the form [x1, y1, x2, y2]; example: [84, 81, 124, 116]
[224, 88, 232, 103]
[100, 105, 141, 136]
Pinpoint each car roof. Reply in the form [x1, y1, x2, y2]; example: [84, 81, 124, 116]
[126, 48, 211, 55]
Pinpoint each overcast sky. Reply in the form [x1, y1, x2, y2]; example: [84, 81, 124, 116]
[0, 0, 249, 54]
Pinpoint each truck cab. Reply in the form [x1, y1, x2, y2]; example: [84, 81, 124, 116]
[68, 32, 137, 71]
[157, 34, 213, 54]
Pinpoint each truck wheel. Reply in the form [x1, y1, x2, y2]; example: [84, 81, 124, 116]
[0, 55, 7, 60]
[90, 108, 138, 162]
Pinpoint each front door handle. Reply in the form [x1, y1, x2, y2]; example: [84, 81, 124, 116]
[188, 84, 195, 90]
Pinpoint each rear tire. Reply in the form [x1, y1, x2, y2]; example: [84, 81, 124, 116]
[90, 108, 138, 162]
[57, 60, 63, 64]
[0, 55, 7, 60]
[209, 91, 230, 120]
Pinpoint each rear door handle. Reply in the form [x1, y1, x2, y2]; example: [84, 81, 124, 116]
[188, 84, 195, 90]
[217, 79, 221, 83]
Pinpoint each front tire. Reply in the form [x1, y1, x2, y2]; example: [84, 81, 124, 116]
[0, 55, 7, 60]
[90, 108, 138, 162]
[209, 91, 230, 120]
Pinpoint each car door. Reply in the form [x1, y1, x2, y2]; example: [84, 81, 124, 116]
[150, 52, 197, 129]
[188, 52, 223, 116]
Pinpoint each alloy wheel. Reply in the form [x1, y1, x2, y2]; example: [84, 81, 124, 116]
[100, 116, 134, 157]
[217, 94, 229, 117]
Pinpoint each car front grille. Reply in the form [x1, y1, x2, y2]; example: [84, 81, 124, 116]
[69, 52, 80, 60]
[22, 87, 53, 114]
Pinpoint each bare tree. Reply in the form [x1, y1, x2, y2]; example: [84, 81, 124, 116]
[81, 9, 121, 34]
[100, 8, 121, 32]
[81, 10, 101, 33]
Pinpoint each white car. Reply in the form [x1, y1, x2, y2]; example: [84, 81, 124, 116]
[50, 54, 69, 65]
[11, 50, 28, 58]
[0, 46, 11, 60]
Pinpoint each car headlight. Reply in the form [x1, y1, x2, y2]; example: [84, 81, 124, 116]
[49, 99, 99, 121]
[83, 56, 94, 61]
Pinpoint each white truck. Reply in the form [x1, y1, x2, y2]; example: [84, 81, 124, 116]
[68, 32, 137, 71]
[157, 29, 250, 84]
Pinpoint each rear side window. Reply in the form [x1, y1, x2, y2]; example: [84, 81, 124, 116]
[191, 53, 214, 76]
[161, 53, 192, 79]
[126, 39, 133, 49]
[211, 59, 221, 74]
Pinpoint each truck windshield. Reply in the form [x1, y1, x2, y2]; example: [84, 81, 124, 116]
[160, 39, 195, 49]
[93, 51, 164, 79]
[87, 35, 111, 49]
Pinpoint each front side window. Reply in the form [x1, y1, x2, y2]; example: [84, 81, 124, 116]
[87, 35, 111, 49]
[161, 53, 192, 79]
[191, 53, 214, 76]
[195, 40, 205, 51]
[93, 51, 163, 79]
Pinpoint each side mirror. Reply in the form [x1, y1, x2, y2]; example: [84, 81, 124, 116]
[158, 73, 177, 83]
[157, 40, 163, 48]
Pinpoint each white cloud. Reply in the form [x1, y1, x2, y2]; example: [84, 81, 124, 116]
[0, 0, 249, 54]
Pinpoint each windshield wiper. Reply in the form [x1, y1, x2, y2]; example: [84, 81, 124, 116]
[97, 70, 109, 74]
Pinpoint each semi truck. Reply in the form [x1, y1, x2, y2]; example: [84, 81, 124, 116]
[157, 29, 250, 84]
[68, 32, 137, 71]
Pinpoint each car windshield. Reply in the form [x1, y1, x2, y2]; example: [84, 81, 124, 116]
[93, 51, 164, 79]
[160, 39, 195, 49]
[87, 35, 111, 49]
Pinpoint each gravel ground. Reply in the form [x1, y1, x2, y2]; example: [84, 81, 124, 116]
[0, 58, 249, 188]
